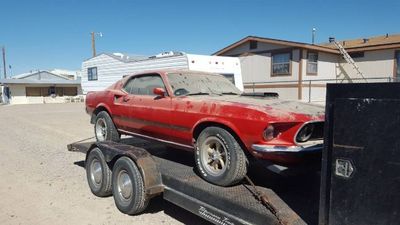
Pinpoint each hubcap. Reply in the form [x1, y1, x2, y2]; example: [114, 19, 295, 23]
[95, 118, 107, 141]
[117, 170, 133, 201]
[200, 136, 228, 176]
[90, 159, 102, 187]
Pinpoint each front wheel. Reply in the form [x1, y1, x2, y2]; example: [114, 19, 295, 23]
[195, 127, 248, 186]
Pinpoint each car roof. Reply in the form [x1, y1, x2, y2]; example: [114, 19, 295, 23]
[126, 69, 221, 78]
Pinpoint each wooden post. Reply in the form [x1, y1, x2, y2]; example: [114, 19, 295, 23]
[2, 46, 6, 79]
[91, 32, 96, 57]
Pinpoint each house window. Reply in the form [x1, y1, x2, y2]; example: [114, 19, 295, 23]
[249, 40, 258, 50]
[307, 52, 318, 75]
[272, 52, 291, 76]
[26, 87, 42, 96]
[349, 52, 364, 58]
[88, 67, 98, 81]
[396, 51, 400, 80]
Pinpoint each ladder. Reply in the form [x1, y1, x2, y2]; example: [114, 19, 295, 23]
[332, 41, 367, 82]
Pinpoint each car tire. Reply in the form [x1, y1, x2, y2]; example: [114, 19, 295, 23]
[86, 147, 112, 197]
[94, 111, 120, 142]
[195, 126, 248, 186]
[112, 157, 149, 215]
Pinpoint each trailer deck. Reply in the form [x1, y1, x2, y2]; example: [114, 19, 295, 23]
[68, 137, 310, 225]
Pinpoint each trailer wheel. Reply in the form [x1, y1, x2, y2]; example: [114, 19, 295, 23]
[112, 156, 149, 215]
[94, 111, 120, 142]
[195, 127, 248, 186]
[86, 147, 112, 197]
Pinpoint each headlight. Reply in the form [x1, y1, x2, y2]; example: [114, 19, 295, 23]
[263, 125, 275, 141]
[296, 124, 314, 142]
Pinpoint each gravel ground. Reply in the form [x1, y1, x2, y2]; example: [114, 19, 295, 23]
[0, 103, 208, 225]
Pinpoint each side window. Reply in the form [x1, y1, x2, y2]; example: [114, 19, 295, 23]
[123, 78, 136, 94]
[124, 75, 166, 96]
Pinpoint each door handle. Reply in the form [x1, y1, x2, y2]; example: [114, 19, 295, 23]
[123, 96, 130, 102]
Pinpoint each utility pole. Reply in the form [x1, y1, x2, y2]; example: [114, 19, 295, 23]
[2, 46, 6, 79]
[91, 32, 96, 57]
[91, 32, 102, 57]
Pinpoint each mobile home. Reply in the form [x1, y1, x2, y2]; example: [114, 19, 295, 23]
[81, 52, 243, 94]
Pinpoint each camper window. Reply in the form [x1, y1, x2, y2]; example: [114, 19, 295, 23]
[88, 67, 98, 81]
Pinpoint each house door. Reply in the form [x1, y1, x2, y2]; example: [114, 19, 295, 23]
[396, 51, 400, 81]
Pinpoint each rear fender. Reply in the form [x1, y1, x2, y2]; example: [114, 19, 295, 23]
[90, 103, 113, 124]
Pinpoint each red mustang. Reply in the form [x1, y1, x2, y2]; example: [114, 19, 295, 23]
[86, 70, 324, 186]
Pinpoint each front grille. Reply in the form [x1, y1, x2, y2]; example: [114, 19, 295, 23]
[309, 121, 324, 140]
[295, 121, 324, 143]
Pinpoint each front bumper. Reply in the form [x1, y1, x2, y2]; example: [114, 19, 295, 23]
[252, 143, 323, 153]
[251, 143, 323, 166]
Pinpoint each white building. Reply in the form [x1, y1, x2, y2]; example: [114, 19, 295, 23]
[81, 52, 243, 94]
[214, 34, 400, 103]
[0, 70, 82, 104]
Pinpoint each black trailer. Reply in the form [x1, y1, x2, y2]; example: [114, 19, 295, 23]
[68, 138, 306, 225]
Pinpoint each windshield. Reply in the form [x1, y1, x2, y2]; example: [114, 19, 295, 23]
[167, 72, 242, 96]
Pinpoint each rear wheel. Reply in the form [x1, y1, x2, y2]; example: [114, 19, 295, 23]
[112, 157, 149, 215]
[94, 111, 120, 142]
[86, 148, 112, 197]
[195, 126, 248, 186]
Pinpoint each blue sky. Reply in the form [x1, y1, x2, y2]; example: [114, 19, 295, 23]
[0, 0, 399, 76]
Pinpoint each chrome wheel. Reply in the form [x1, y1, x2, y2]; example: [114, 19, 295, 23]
[90, 158, 102, 188]
[117, 170, 133, 202]
[200, 136, 228, 176]
[95, 118, 107, 141]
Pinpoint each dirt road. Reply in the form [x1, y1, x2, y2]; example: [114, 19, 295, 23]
[0, 103, 207, 225]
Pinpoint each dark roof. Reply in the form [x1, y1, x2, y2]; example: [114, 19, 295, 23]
[320, 33, 400, 52]
[213, 34, 400, 56]
[213, 36, 340, 56]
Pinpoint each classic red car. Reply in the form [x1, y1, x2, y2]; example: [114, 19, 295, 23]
[86, 70, 324, 186]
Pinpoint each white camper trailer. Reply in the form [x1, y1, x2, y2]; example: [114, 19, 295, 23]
[81, 52, 243, 94]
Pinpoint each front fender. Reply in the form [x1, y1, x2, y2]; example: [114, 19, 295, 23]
[192, 117, 244, 142]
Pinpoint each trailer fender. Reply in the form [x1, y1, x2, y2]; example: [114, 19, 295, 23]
[86, 141, 164, 196]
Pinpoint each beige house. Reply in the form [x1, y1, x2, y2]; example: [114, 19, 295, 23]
[0, 70, 82, 104]
[214, 34, 400, 103]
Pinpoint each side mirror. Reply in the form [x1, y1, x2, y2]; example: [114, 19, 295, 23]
[153, 87, 166, 97]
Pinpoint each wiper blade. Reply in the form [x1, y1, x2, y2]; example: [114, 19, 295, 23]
[186, 92, 210, 96]
[221, 92, 239, 95]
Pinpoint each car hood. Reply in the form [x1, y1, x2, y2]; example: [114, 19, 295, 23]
[201, 95, 325, 121]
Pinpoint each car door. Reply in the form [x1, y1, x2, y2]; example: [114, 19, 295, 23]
[111, 77, 137, 131]
[127, 74, 173, 141]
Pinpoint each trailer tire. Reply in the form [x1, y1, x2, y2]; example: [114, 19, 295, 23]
[86, 148, 112, 197]
[112, 156, 149, 215]
[94, 111, 120, 142]
[195, 126, 248, 186]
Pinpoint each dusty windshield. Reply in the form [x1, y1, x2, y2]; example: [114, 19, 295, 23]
[167, 72, 241, 96]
